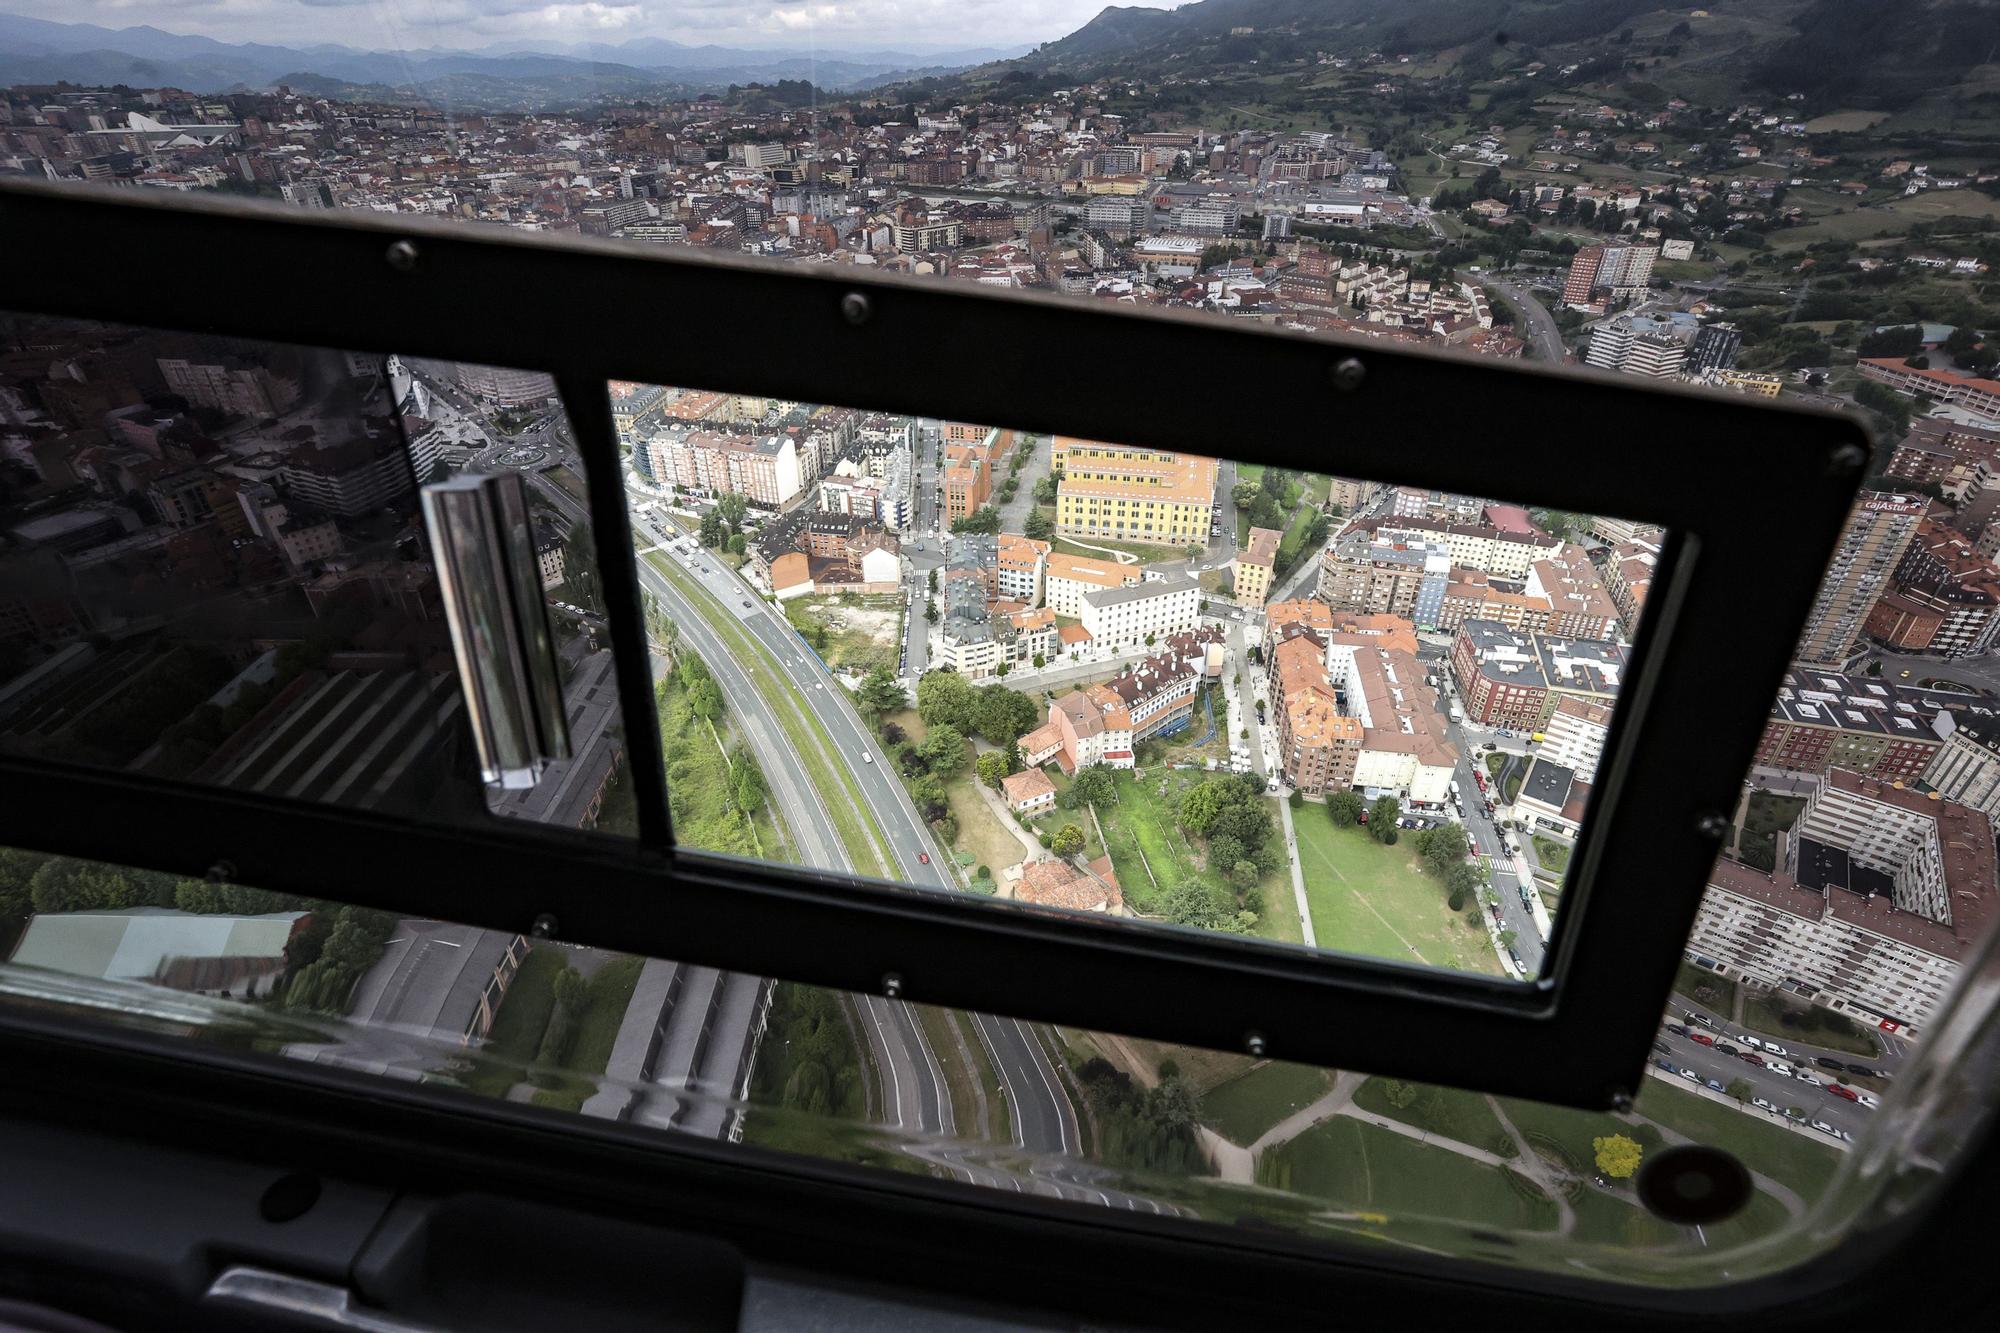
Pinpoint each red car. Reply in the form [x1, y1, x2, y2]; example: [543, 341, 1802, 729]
[1740, 1052, 1766, 1067]
[1827, 1083, 1860, 1102]
[1690, 1032, 1716, 1047]
[918, 852, 930, 864]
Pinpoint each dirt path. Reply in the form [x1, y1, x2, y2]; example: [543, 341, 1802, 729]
[1247, 1070, 1366, 1152]
[1092, 1031, 1255, 1183]
[1487, 1095, 1578, 1235]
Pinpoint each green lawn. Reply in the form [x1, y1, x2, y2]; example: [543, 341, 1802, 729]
[1293, 816, 1504, 976]
[648, 553, 892, 878]
[1492, 1095, 1666, 1186]
[1050, 535, 1179, 564]
[1742, 991, 1882, 1059]
[1633, 1081, 1844, 1202]
[1098, 768, 1202, 913]
[1531, 836, 1571, 875]
[1353, 1078, 1515, 1157]
[1672, 960, 1738, 1016]
[1566, 1186, 1688, 1248]
[1259, 1117, 1559, 1231]
[563, 956, 644, 1074]
[1201, 1062, 1334, 1146]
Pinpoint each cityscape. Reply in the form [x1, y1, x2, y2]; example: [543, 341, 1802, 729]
[6, 0, 2000, 1263]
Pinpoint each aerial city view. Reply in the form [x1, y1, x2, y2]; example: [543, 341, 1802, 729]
[5, 0, 2000, 1258]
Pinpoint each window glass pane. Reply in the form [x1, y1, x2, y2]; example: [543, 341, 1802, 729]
[0, 841, 1930, 1282]
[616, 382, 1643, 978]
[0, 313, 628, 836]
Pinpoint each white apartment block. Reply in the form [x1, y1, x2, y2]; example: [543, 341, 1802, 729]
[1796, 777, 1951, 922]
[1079, 575, 1200, 651]
[1923, 714, 2000, 822]
[1540, 696, 1611, 779]
[1045, 555, 1139, 617]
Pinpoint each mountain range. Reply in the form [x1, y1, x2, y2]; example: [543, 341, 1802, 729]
[0, 12, 1028, 101]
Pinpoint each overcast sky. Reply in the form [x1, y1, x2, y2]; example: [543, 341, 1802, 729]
[37, 1, 1152, 52]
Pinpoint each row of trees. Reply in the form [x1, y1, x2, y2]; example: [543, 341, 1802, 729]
[697, 491, 750, 554]
[951, 506, 1001, 535]
[1327, 789, 1403, 845]
[1071, 1057, 1207, 1176]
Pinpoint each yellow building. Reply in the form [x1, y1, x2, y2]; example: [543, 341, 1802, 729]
[1052, 437, 1219, 548]
[1716, 370, 1783, 398]
[1233, 526, 1281, 606]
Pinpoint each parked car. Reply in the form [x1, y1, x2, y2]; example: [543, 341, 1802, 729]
[1753, 1098, 1778, 1113]
[1784, 1107, 1808, 1123]
[1740, 1052, 1766, 1067]
[1691, 1032, 1716, 1047]
[1665, 1023, 1690, 1037]
[1736, 1035, 1764, 1050]
[1679, 1068, 1699, 1083]
[1656, 1058, 1676, 1072]
[1715, 1042, 1739, 1055]
[1653, 1040, 1672, 1055]
[1762, 1042, 1790, 1058]
[1705, 1078, 1725, 1092]
[1795, 1072, 1823, 1088]
[1827, 1084, 1860, 1103]
[1857, 1092, 1881, 1110]
[1812, 1120, 1840, 1137]
[1846, 1062, 1880, 1078]
[1816, 1056, 1847, 1071]
[1766, 1060, 1794, 1078]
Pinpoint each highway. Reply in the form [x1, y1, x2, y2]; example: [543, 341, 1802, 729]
[598, 495, 1168, 1211]
[1484, 277, 1567, 363]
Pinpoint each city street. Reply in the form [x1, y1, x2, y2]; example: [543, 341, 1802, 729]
[1483, 278, 1567, 363]
[1652, 996, 1890, 1143]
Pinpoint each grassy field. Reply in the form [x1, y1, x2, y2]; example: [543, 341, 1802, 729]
[945, 770, 1031, 884]
[1771, 189, 2000, 250]
[1352, 1077, 1514, 1157]
[648, 553, 892, 878]
[1260, 1117, 1559, 1231]
[1742, 991, 1882, 1059]
[1201, 1062, 1334, 1147]
[782, 593, 902, 675]
[1802, 110, 1893, 133]
[1098, 768, 1203, 913]
[1050, 534, 1177, 564]
[1672, 959, 1738, 1016]
[1634, 1080, 1844, 1201]
[1531, 836, 1571, 875]
[656, 672, 786, 862]
[1293, 816, 1503, 976]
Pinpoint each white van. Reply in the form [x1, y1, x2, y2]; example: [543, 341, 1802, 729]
[861, 752, 873, 764]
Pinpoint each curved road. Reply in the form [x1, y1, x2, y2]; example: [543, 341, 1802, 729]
[540, 482, 1165, 1211]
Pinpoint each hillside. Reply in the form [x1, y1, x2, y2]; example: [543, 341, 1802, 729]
[986, 0, 2000, 114]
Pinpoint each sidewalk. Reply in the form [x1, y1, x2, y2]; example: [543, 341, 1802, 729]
[1276, 798, 1318, 949]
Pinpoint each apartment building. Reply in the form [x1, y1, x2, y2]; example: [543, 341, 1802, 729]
[452, 362, 557, 406]
[1318, 533, 1450, 628]
[1052, 437, 1218, 547]
[1437, 570, 1552, 634]
[1374, 516, 1562, 578]
[1754, 667, 1967, 781]
[996, 533, 1050, 606]
[1079, 574, 1200, 650]
[644, 428, 804, 507]
[158, 356, 301, 418]
[940, 425, 1011, 525]
[1863, 519, 2000, 659]
[1272, 633, 1362, 795]
[1687, 770, 1997, 1032]
[1046, 686, 1135, 774]
[1795, 492, 1927, 668]
[1450, 619, 1628, 730]
[1232, 526, 1281, 606]
[1541, 695, 1612, 780]
[1525, 547, 1622, 639]
[1582, 312, 1691, 377]
[1923, 711, 2000, 822]
[1045, 551, 1140, 616]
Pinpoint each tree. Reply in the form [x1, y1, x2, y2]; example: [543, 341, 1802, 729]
[1064, 764, 1116, 808]
[974, 684, 1039, 746]
[1053, 824, 1086, 856]
[1159, 880, 1248, 933]
[856, 666, 907, 719]
[1368, 795, 1401, 842]
[910, 775, 950, 821]
[698, 509, 724, 547]
[917, 670, 978, 729]
[927, 568, 939, 594]
[1420, 821, 1470, 873]
[1327, 790, 1365, 827]
[1593, 1133, 1643, 1180]
[919, 724, 969, 776]
[1207, 833, 1246, 873]
[1445, 861, 1485, 900]
[1382, 1079, 1421, 1109]
[732, 759, 766, 816]
[952, 506, 1001, 535]
[726, 532, 747, 556]
[1725, 1077, 1754, 1104]
[1229, 860, 1259, 889]
[1024, 510, 1054, 541]
[976, 751, 1010, 791]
